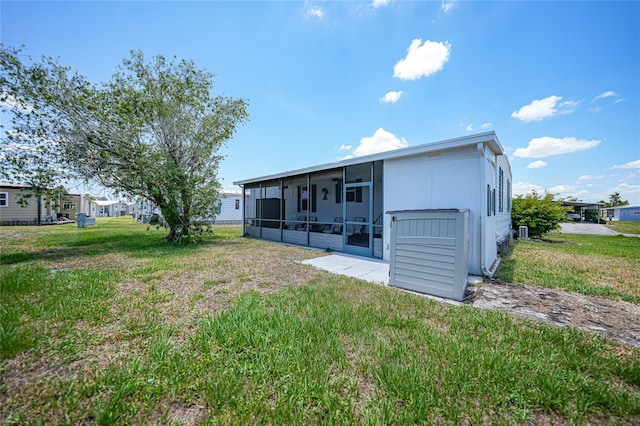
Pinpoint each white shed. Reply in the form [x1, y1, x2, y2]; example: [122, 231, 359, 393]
[234, 131, 512, 277]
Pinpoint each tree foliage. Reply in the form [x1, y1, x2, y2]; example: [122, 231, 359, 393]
[1, 46, 249, 241]
[511, 190, 570, 239]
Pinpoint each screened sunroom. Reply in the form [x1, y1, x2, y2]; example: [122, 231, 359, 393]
[238, 160, 384, 258]
[235, 132, 512, 275]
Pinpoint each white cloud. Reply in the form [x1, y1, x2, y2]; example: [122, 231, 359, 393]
[393, 39, 451, 81]
[480, 122, 493, 129]
[512, 181, 543, 196]
[380, 91, 404, 103]
[466, 124, 473, 131]
[372, 0, 390, 8]
[612, 159, 640, 169]
[608, 182, 640, 199]
[350, 127, 408, 157]
[548, 185, 575, 195]
[593, 91, 619, 101]
[511, 95, 578, 122]
[338, 144, 352, 151]
[578, 174, 605, 181]
[441, 0, 455, 13]
[526, 160, 547, 169]
[513, 136, 601, 158]
[305, 4, 324, 18]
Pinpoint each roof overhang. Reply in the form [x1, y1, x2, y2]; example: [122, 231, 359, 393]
[234, 131, 504, 186]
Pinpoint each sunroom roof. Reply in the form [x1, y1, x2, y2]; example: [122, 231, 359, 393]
[234, 131, 503, 186]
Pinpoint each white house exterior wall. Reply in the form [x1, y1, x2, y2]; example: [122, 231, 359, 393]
[383, 145, 485, 275]
[216, 192, 244, 223]
[480, 151, 498, 274]
[495, 154, 512, 240]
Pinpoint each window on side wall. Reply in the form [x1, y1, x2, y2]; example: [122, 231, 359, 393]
[498, 167, 504, 213]
[235, 199, 240, 210]
[0, 192, 7, 207]
[63, 203, 76, 210]
[486, 185, 491, 216]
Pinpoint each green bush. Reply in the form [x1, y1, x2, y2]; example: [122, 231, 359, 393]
[511, 191, 569, 238]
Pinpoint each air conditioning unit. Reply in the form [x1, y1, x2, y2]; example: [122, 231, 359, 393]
[519, 226, 528, 240]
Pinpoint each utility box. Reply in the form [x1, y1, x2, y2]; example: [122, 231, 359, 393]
[387, 209, 469, 301]
[76, 213, 96, 228]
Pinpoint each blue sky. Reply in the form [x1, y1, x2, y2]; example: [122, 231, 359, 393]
[2, 1, 639, 203]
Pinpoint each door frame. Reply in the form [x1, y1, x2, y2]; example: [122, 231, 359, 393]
[343, 181, 373, 257]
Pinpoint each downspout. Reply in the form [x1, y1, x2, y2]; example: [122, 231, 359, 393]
[477, 143, 491, 277]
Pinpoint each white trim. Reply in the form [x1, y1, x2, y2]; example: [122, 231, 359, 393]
[0, 191, 8, 207]
[234, 131, 503, 186]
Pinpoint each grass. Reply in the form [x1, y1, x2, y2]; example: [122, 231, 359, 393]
[606, 220, 640, 235]
[1, 217, 639, 424]
[495, 233, 640, 303]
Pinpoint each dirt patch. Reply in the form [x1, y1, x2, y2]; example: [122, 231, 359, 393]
[472, 279, 640, 348]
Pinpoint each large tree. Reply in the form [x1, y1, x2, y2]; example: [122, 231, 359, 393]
[1, 47, 249, 241]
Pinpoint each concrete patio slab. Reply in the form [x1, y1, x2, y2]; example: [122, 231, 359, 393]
[301, 253, 389, 284]
[302, 253, 484, 306]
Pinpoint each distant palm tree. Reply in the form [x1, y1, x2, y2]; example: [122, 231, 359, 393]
[609, 192, 624, 206]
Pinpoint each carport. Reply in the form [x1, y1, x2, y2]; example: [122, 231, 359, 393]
[562, 201, 602, 223]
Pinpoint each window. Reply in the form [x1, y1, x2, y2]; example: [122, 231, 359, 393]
[487, 185, 492, 216]
[507, 180, 512, 212]
[63, 202, 76, 211]
[235, 199, 240, 210]
[0, 192, 7, 207]
[492, 189, 496, 216]
[498, 167, 504, 213]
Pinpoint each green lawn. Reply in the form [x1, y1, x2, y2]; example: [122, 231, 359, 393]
[606, 220, 640, 235]
[495, 233, 640, 303]
[1, 218, 639, 425]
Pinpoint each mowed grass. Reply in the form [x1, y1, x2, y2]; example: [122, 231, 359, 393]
[495, 233, 640, 303]
[1, 217, 639, 425]
[606, 220, 640, 235]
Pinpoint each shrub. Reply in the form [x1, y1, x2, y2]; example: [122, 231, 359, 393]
[511, 191, 569, 238]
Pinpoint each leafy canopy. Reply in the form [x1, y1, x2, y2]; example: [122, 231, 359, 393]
[511, 190, 570, 239]
[1, 46, 249, 241]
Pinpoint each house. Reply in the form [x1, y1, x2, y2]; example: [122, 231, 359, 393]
[87, 199, 132, 217]
[234, 131, 512, 276]
[605, 205, 640, 222]
[54, 192, 82, 221]
[214, 191, 245, 224]
[0, 184, 50, 225]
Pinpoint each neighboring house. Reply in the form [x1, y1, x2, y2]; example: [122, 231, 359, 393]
[91, 199, 131, 217]
[605, 205, 640, 222]
[55, 192, 82, 221]
[214, 191, 245, 224]
[234, 131, 512, 277]
[0, 184, 50, 225]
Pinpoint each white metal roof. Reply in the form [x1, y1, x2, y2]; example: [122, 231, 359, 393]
[234, 131, 503, 186]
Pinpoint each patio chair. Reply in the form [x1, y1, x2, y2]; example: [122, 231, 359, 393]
[346, 217, 365, 236]
[324, 216, 343, 233]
